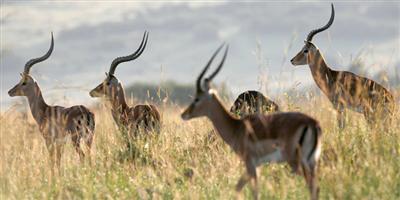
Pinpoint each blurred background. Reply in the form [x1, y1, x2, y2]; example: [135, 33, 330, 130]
[1, 1, 399, 110]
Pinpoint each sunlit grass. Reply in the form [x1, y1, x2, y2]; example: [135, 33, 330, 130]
[0, 91, 399, 199]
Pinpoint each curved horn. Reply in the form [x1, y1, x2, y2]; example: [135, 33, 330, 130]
[306, 3, 335, 42]
[109, 31, 148, 75]
[196, 43, 225, 92]
[206, 45, 228, 82]
[24, 32, 54, 74]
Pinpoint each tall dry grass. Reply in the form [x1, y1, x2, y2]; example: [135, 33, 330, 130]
[0, 91, 399, 199]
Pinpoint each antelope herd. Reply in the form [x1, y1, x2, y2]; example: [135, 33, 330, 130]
[6, 4, 396, 200]
[181, 44, 322, 200]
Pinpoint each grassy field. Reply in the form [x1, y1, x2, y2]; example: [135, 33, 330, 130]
[0, 92, 399, 200]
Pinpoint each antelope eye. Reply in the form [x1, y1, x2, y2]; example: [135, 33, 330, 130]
[22, 82, 26, 86]
[106, 82, 110, 86]
[194, 98, 199, 103]
[303, 49, 309, 53]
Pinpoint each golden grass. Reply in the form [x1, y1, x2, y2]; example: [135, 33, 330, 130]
[1, 92, 399, 199]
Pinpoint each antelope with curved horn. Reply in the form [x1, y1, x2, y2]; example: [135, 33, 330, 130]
[182, 44, 322, 200]
[90, 31, 160, 144]
[290, 4, 395, 129]
[8, 33, 95, 174]
[230, 90, 279, 118]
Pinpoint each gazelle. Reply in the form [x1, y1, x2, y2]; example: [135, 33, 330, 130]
[89, 31, 160, 143]
[181, 44, 322, 200]
[290, 4, 395, 128]
[8, 33, 95, 174]
[230, 90, 279, 118]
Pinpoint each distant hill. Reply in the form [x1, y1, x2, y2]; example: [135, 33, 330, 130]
[124, 81, 232, 106]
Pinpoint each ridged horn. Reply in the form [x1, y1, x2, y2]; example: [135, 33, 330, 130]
[196, 43, 225, 92]
[24, 32, 54, 74]
[205, 45, 228, 82]
[306, 4, 335, 42]
[109, 31, 148, 75]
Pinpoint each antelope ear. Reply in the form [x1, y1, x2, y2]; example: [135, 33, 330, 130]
[208, 88, 217, 96]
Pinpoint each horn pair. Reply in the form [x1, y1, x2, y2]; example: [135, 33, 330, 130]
[306, 3, 335, 42]
[24, 32, 54, 74]
[109, 31, 148, 75]
[23, 31, 149, 76]
[196, 44, 229, 93]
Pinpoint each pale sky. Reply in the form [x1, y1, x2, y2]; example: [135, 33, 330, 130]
[1, 1, 399, 110]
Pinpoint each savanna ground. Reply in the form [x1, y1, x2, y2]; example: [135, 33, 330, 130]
[0, 89, 399, 200]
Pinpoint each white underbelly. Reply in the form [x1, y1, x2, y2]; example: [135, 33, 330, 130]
[253, 149, 283, 167]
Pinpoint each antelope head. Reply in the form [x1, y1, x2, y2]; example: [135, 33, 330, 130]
[8, 33, 54, 97]
[89, 31, 148, 99]
[181, 44, 228, 120]
[291, 4, 335, 66]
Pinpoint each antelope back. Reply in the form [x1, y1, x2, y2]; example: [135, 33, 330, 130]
[230, 90, 279, 117]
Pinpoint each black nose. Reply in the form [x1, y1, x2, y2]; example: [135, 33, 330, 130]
[290, 58, 294, 62]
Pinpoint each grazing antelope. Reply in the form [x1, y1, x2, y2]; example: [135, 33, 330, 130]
[181, 44, 322, 200]
[230, 90, 279, 118]
[89, 31, 160, 143]
[290, 4, 395, 129]
[8, 33, 95, 174]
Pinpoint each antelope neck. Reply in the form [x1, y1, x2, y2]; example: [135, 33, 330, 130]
[308, 49, 335, 96]
[25, 83, 49, 125]
[206, 94, 243, 148]
[110, 86, 129, 115]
